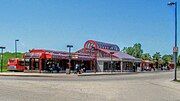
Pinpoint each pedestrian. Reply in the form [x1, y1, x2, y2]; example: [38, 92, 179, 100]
[152, 66, 155, 71]
[74, 64, 79, 74]
[133, 65, 136, 72]
[56, 65, 60, 73]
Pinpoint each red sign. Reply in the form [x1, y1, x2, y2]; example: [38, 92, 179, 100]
[173, 47, 178, 53]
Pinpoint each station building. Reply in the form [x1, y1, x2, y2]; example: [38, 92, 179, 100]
[18, 40, 140, 73]
[23, 49, 95, 73]
[76, 40, 141, 72]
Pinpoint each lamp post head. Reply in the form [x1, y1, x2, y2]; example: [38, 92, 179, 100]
[0, 47, 5, 49]
[15, 39, 19, 42]
[67, 45, 73, 48]
[167, 2, 176, 6]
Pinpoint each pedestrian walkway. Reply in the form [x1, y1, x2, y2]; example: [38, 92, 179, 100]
[0, 72, 138, 77]
[0, 70, 174, 77]
[0, 72, 74, 78]
[78, 72, 138, 76]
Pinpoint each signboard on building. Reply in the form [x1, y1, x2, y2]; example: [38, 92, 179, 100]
[173, 47, 178, 53]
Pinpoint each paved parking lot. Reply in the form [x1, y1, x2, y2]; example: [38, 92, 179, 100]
[0, 71, 180, 101]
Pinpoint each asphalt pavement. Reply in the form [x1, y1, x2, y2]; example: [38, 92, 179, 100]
[0, 71, 180, 101]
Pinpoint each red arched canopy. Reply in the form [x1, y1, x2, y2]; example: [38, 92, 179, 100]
[84, 40, 120, 51]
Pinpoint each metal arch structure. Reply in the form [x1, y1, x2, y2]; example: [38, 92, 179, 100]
[84, 40, 98, 50]
[84, 40, 120, 52]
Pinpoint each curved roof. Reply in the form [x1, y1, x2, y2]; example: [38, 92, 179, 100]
[84, 40, 120, 51]
[98, 48, 136, 60]
[113, 51, 136, 60]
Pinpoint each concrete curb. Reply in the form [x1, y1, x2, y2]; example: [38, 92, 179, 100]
[138, 70, 173, 74]
[78, 72, 138, 76]
[0, 74, 54, 77]
[0, 72, 138, 77]
[78, 70, 174, 76]
[0, 73, 77, 78]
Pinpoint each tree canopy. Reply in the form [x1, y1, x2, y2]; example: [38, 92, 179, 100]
[122, 43, 143, 58]
[162, 54, 173, 65]
[122, 43, 180, 66]
[122, 47, 134, 56]
[152, 52, 161, 61]
[132, 43, 143, 58]
[141, 53, 151, 60]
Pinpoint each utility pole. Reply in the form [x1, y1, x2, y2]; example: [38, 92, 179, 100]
[168, 2, 178, 81]
[15, 39, 19, 58]
[67, 45, 73, 74]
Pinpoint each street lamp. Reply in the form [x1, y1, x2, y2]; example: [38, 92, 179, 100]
[168, 1, 178, 81]
[15, 39, 19, 58]
[0, 46, 5, 72]
[110, 52, 114, 72]
[67, 45, 73, 74]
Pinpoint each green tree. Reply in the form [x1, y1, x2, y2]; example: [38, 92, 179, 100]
[132, 43, 143, 58]
[141, 53, 151, 60]
[122, 43, 143, 58]
[162, 54, 173, 66]
[153, 52, 161, 61]
[152, 52, 161, 68]
[122, 47, 134, 56]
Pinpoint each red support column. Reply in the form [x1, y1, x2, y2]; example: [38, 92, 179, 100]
[39, 59, 42, 73]
[93, 59, 96, 73]
[90, 61, 92, 71]
[31, 58, 34, 71]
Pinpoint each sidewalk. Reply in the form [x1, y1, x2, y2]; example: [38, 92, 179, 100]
[0, 72, 74, 78]
[0, 72, 138, 77]
[78, 70, 173, 76]
[0, 70, 173, 77]
[78, 72, 138, 76]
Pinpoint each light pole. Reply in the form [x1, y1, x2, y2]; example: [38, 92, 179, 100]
[92, 46, 97, 73]
[0, 46, 5, 72]
[168, 2, 178, 81]
[15, 39, 19, 58]
[110, 52, 114, 72]
[67, 45, 73, 74]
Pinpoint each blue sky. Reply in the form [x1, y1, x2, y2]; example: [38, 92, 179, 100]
[0, 0, 179, 56]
